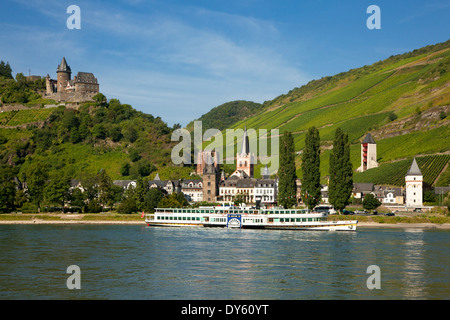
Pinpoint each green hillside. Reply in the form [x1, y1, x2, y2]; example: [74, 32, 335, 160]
[209, 39, 450, 185]
[0, 99, 192, 182]
[186, 100, 263, 132]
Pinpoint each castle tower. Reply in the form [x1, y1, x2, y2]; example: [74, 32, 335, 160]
[45, 74, 53, 94]
[357, 133, 379, 172]
[56, 57, 71, 93]
[236, 126, 254, 178]
[405, 158, 423, 207]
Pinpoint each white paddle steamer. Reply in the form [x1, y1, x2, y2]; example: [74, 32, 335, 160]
[145, 206, 357, 231]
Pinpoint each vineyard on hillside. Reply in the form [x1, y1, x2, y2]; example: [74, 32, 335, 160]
[354, 154, 450, 187]
[0, 108, 54, 126]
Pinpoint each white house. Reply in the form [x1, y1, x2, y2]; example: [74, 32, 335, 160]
[255, 179, 277, 204]
[219, 179, 238, 203]
[181, 179, 203, 203]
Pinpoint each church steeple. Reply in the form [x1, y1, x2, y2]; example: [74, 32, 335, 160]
[234, 125, 254, 178]
[240, 125, 250, 156]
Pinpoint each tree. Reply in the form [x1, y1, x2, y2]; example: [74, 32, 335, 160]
[109, 126, 123, 142]
[278, 131, 297, 208]
[134, 177, 147, 210]
[92, 124, 106, 139]
[92, 93, 107, 105]
[26, 162, 49, 213]
[328, 128, 353, 213]
[120, 163, 131, 176]
[301, 127, 321, 210]
[97, 169, 114, 209]
[143, 188, 164, 212]
[0, 60, 13, 79]
[44, 172, 71, 208]
[0, 165, 17, 213]
[117, 187, 138, 214]
[123, 125, 138, 143]
[362, 194, 381, 211]
[158, 193, 185, 208]
[234, 193, 246, 206]
[70, 188, 85, 207]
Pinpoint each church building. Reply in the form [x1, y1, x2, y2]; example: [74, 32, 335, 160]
[230, 126, 254, 178]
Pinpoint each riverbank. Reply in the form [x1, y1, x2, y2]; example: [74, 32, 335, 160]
[1, 213, 450, 228]
[0, 213, 144, 225]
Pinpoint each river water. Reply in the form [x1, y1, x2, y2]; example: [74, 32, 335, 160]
[0, 224, 448, 300]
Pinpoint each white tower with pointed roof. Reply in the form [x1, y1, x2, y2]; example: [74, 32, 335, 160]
[405, 158, 423, 207]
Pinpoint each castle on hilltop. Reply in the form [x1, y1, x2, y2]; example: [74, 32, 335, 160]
[45, 57, 99, 102]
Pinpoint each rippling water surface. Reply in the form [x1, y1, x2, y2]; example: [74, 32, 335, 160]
[0, 225, 448, 299]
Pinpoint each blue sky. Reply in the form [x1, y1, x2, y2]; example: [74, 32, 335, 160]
[1, 0, 449, 126]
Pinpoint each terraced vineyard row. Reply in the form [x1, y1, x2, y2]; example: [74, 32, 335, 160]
[354, 154, 450, 187]
[0, 108, 54, 126]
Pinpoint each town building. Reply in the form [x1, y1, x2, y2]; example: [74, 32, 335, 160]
[113, 180, 136, 189]
[352, 183, 375, 199]
[236, 178, 257, 204]
[180, 179, 203, 203]
[219, 179, 238, 203]
[372, 185, 404, 205]
[255, 179, 277, 205]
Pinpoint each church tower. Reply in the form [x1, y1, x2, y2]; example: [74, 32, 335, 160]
[405, 158, 423, 207]
[357, 133, 379, 172]
[236, 126, 254, 178]
[56, 57, 71, 93]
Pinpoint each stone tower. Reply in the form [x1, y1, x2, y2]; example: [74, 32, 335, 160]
[405, 158, 423, 207]
[202, 163, 219, 202]
[357, 133, 379, 172]
[45, 74, 53, 94]
[236, 126, 254, 178]
[56, 57, 71, 93]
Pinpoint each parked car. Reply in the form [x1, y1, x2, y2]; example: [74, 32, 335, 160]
[372, 210, 378, 215]
[343, 209, 355, 215]
[386, 212, 395, 216]
[413, 208, 422, 212]
[354, 209, 368, 214]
